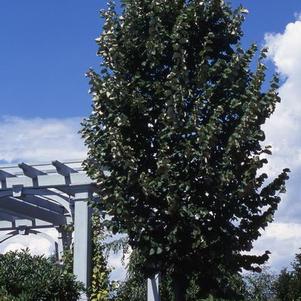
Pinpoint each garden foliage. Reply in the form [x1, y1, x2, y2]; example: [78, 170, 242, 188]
[0, 249, 83, 301]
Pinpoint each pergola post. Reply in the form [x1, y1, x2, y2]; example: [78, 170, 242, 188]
[147, 274, 161, 301]
[73, 192, 92, 301]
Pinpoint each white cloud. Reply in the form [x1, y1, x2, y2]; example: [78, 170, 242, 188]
[265, 16, 301, 79]
[253, 223, 301, 271]
[0, 116, 86, 163]
[243, 14, 301, 271]
[263, 223, 301, 240]
[263, 15, 301, 223]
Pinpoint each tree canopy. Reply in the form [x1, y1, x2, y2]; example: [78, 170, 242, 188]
[274, 250, 301, 301]
[82, 0, 289, 299]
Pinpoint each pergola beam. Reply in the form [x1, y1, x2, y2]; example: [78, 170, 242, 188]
[3, 173, 92, 189]
[0, 170, 15, 189]
[0, 212, 17, 222]
[20, 195, 66, 215]
[0, 197, 66, 225]
[0, 223, 54, 232]
[0, 208, 35, 222]
[52, 160, 77, 176]
[18, 163, 47, 178]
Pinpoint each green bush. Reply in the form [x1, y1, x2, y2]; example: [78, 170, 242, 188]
[0, 249, 84, 301]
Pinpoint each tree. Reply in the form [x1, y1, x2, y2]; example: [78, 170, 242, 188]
[243, 267, 276, 301]
[274, 269, 292, 301]
[111, 250, 147, 301]
[82, 0, 289, 300]
[110, 249, 244, 301]
[274, 250, 301, 301]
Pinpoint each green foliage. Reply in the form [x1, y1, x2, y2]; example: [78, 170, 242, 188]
[109, 248, 246, 301]
[110, 250, 147, 301]
[274, 250, 301, 301]
[274, 269, 292, 301]
[0, 249, 84, 301]
[82, 0, 289, 299]
[58, 211, 112, 301]
[90, 212, 111, 301]
[243, 267, 276, 301]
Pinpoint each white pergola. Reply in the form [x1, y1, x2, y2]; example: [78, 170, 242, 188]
[0, 160, 94, 300]
[0, 160, 160, 301]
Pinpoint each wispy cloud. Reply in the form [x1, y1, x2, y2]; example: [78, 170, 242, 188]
[0, 116, 86, 163]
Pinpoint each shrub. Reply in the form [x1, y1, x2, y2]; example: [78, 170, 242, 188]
[0, 249, 84, 301]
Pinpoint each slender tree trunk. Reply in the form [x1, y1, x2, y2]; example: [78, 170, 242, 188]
[172, 274, 188, 301]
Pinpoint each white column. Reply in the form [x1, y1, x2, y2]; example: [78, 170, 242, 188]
[73, 192, 92, 301]
[147, 274, 161, 301]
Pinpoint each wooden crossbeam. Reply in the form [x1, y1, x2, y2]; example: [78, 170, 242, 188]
[0, 197, 66, 225]
[52, 160, 77, 176]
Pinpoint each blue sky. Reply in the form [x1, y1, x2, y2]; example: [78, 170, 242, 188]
[1, 1, 301, 274]
[0, 0, 102, 118]
[233, 1, 301, 44]
[0, 0, 300, 118]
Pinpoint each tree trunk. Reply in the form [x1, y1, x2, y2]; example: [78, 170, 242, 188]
[173, 275, 188, 301]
